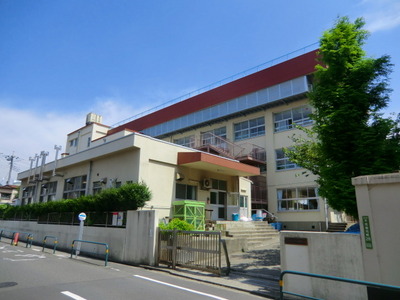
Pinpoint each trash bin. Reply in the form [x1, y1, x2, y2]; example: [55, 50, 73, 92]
[232, 213, 239, 221]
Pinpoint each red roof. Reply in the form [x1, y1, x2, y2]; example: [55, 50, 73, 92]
[108, 49, 318, 135]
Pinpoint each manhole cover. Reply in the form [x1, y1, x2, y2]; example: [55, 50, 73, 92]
[0, 282, 18, 288]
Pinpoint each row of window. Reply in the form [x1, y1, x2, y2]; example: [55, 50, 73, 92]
[143, 76, 309, 137]
[174, 105, 312, 146]
[176, 182, 319, 212]
[277, 186, 319, 211]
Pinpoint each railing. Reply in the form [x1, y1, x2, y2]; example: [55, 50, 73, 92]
[0, 229, 33, 248]
[197, 132, 266, 163]
[70, 239, 109, 267]
[35, 211, 127, 227]
[279, 270, 400, 300]
[158, 230, 230, 276]
[111, 43, 318, 129]
[42, 235, 58, 254]
[251, 209, 277, 222]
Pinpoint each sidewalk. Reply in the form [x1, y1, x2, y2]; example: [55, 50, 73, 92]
[145, 240, 281, 299]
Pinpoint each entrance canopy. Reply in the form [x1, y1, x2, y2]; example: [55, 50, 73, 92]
[178, 152, 260, 177]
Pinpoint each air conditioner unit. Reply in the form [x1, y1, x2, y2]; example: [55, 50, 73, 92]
[203, 178, 212, 189]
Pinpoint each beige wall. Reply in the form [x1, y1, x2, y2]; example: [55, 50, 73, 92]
[161, 98, 327, 225]
[280, 231, 366, 300]
[352, 173, 400, 286]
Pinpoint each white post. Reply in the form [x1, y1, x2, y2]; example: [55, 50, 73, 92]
[76, 212, 86, 255]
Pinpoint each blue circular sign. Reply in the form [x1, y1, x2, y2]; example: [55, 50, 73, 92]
[78, 212, 87, 221]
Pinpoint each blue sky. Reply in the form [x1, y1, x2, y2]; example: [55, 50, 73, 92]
[1, 0, 399, 184]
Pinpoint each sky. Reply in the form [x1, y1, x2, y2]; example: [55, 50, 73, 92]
[1, 0, 399, 184]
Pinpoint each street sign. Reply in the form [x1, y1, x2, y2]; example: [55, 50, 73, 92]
[78, 212, 87, 221]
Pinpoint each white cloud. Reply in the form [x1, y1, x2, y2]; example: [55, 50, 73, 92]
[0, 107, 82, 184]
[361, 0, 400, 32]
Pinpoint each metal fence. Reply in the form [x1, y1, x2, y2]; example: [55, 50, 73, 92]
[158, 230, 230, 276]
[3, 211, 126, 228]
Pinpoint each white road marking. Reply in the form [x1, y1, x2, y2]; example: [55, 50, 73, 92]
[61, 291, 87, 300]
[110, 268, 120, 272]
[56, 254, 68, 258]
[3, 257, 37, 262]
[15, 254, 46, 259]
[133, 275, 229, 300]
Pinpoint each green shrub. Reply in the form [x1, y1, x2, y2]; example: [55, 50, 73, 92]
[0, 182, 152, 219]
[159, 218, 195, 231]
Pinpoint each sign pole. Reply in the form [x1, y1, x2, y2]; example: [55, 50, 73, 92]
[76, 212, 87, 256]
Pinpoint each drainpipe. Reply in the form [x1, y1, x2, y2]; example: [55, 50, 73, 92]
[53, 145, 62, 176]
[86, 161, 93, 195]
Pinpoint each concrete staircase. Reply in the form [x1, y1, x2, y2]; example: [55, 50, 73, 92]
[215, 221, 280, 252]
[326, 222, 348, 232]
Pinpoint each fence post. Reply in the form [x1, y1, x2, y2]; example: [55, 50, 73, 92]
[172, 229, 177, 269]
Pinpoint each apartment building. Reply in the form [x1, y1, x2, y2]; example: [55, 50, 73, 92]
[17, 48, 342, 229]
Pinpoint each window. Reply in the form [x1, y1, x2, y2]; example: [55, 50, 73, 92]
[63, 175, 87, 199]
[234, 117, 265, 141]
[274, 105, 313, 132]
[276, 148, 299, 170]
[211, 179, 227, 191]
[176, 183, 197, 200]
[22, 186, 35, 205]
[174, 135, 195, 148]
[92, 181, 102, 195]
[69, 138, 78, 147]
[277, 187, 319, 211]
[201, 127, 227, 149]
[39, 181, 57, 203]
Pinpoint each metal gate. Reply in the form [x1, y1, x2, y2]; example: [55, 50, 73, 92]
[158, 230, 229, 275]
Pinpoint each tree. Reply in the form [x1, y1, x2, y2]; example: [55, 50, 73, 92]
[287, 17, 400, 219]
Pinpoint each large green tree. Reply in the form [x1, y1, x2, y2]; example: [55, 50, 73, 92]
[288, 17, 400, 218]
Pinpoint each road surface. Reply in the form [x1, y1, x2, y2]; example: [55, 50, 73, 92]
[0, 240, 265, 300]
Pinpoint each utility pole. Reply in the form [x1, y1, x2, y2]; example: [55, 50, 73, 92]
[5, 153, 19, 185]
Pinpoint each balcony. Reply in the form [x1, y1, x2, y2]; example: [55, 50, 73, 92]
[194, 132, 266, 169]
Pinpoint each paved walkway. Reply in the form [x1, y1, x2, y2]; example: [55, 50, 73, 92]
[146, 240, 281, 299]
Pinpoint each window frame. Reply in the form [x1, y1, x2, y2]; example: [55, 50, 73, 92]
[275, 148, 299, 170]
[277, 187, 319, 212]
[274, 105, 313, 132]
[63, 175, 87, 199]
[234, 117, 265, 141]
[175, 183, 197, 200]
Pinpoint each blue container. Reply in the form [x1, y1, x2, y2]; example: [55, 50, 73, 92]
[276, 222, 282, 231]
[232, 213, 239, 221]
[270, 223, 277, 229]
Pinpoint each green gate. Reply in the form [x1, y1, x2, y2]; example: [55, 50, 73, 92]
[172, 200, 205, 230]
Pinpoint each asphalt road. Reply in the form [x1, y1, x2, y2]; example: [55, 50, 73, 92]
[0, 240, 265, 300]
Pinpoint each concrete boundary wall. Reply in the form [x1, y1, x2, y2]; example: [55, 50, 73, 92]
[0, 210, 158, 266]
[280, 231, 366, 300]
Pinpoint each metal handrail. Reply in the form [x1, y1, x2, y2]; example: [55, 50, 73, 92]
[70, 239, 109, 266]
[279, 270, 400, 300]
[251, 209, 277, 220]
[0, 229, 33, 248]
[42, 235, 58, 254]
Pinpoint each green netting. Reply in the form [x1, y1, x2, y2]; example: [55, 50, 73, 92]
[172, 200, 205, 230]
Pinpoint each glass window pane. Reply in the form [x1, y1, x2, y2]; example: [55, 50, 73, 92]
[176, 183, 186, 199]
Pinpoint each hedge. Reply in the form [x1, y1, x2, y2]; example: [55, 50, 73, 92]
[1, 182, 151, 219]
